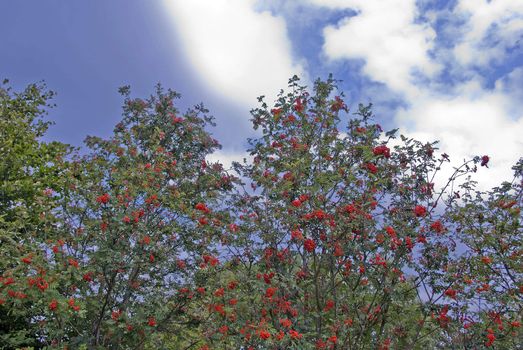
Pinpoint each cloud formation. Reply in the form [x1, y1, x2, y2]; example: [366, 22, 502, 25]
[307, 0, 523, 188]
[206, 149, 249, 171]
[396, 88, 523, 189]
[164, 0, 522, 189]
[452, 0, 523, 67]
[162, 0, 305, 108]
[316, 0, 440, 98]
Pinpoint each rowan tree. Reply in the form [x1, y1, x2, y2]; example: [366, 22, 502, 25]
[0, 80, 70, 349]
[1, 78, 521, 350]
[444, 160, 522, 349]
[1, 84, 234, 349]
[195, 76, 522, 349]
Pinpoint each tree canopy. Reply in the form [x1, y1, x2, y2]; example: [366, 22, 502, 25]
[0, 77, 521, 349]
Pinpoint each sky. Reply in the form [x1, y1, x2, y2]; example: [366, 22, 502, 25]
[1, 0, 522, 190]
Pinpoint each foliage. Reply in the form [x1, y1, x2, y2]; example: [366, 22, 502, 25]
[195, 76, 522, 349]
[0, 80, 71, 349]
[446, 160, 522, 349]
[0, 78, 521, 350]
[1, 83, 235, 349]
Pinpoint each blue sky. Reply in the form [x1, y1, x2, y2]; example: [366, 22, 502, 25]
[2, 0, 522, 188]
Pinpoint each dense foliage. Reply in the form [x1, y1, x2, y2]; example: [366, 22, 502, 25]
[0, 77, 521, 349]
[0, 80, 71, 349]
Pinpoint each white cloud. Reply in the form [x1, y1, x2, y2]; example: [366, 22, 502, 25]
[163, 0, 523, 189]
[310, 0, 440, 99]
[305, 0, 523, 189]
[453, 0, 523, 67]
[496, 66, 523, 103]
[396, 89, 523, 190]
[162, 0, 306, 108]
[206, 149, 250, 170]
